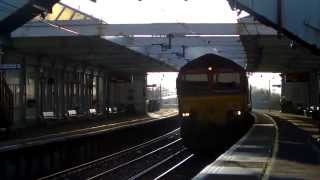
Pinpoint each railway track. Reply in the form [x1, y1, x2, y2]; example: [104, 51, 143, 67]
[38, 128, 195, 180]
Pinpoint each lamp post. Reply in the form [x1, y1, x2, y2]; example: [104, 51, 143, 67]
[159, 74, 164, 109]
[268, 75, 275, 112]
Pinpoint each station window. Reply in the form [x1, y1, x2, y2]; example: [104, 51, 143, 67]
[184, 74, 208, 82]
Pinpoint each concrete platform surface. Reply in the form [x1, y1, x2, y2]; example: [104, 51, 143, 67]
[194, 111, 320, 180]
[0, 108, 178, 152]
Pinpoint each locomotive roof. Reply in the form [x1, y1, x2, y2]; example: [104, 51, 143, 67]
[181, 54, 244, 72]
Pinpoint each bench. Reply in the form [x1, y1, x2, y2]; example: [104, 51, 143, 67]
[106, 107, 118, 114]
[65, 109, 83, 121]
[41, 111, 58, 125]
[89, 108, 97, 116]
[67, 110, 77, 117]
[88, 108, 100, 120]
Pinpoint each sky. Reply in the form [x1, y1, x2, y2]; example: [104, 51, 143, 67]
[62, 0, 239, 23]
[249, 73, 282, 94]
[148, 72, 282, 95]
[62, 0, 279, 93]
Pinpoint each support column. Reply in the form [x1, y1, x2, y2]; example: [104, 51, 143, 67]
[75, 67, 80, 110]
[84, 72, 89, 110]
[107, 75, 111, 108]
[65, 70, 69, 109]
[71, 68, 76, 109]
[0, 35, 8, 65]
[34, 60, 40, 123]
[54, 64, 59, 117]
[39, 65, 44, 114]
[102, 73, 107, 110]
[42, 66, 48, 112]
[90, 70, 94, 108]
[0, 44, 3, 65]
[96, 71, 100, 112]
[59, 67, 65, 117]
[79, 66, 85, 112]
[281, 74, 285, 97]
[48, 63, 54, 111]
[309, 71, 319, 105]
[67, 70, 72, 109]
[19, 57, 26, 125]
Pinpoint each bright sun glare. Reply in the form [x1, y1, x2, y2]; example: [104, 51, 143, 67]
[62, 0, 239, 23]
[62, 0, 260, 92]
[249, 73, 282, 94]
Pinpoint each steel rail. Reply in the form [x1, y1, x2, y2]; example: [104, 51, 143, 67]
[87, 139, 182, 180]
[127, 148, 189, 180]
[38, 128, 180, 180]
[154, 154, 194, 180]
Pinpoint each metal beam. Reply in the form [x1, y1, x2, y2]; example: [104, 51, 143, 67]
[12, 21, 276, 37]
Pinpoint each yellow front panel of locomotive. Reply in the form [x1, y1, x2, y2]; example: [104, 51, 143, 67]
[179, 95, 245, 125]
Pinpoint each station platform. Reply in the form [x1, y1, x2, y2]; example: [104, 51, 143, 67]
[0, 108, 178, 152]
[194, 111, 320, 180]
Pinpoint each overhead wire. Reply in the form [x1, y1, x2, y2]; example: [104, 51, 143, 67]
[158, 7, 220, 62]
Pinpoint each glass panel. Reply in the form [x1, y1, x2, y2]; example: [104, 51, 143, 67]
[57, 7, 74, 20]
[184, 74, 208, 82]
[214, 73, 241, 90]
[217, 73, 240, 83]
[46, 3, 64, 21]
[72, 12, 86, 20]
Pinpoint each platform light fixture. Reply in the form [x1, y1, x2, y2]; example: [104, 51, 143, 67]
[182, 112, 190, 117]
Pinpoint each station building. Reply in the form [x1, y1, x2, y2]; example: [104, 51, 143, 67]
[1, 2, 175, 129]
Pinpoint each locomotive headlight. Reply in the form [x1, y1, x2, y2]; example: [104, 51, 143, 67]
[208, 66, 213, 71]
[182, 113, 190, 117]
[236, 110, 241, 116]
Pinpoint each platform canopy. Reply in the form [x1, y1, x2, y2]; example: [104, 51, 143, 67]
[10, 2, 320, 74]
[8, 2, 175, 73]
[11, 36, 175, 73]
[238, 17, 320, 73]
[0, 0, 59, 34]
[227, 0, 320, 51]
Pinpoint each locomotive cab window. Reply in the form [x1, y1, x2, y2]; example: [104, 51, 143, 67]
[179, 73, 209, 96]
[213, 73, 241, 90]
[184, 74, 208, 82]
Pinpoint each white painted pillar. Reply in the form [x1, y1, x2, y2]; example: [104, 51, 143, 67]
[129, 73, 147, 115]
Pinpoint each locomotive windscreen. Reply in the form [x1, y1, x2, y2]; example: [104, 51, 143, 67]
[213, 72, 241, 91]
